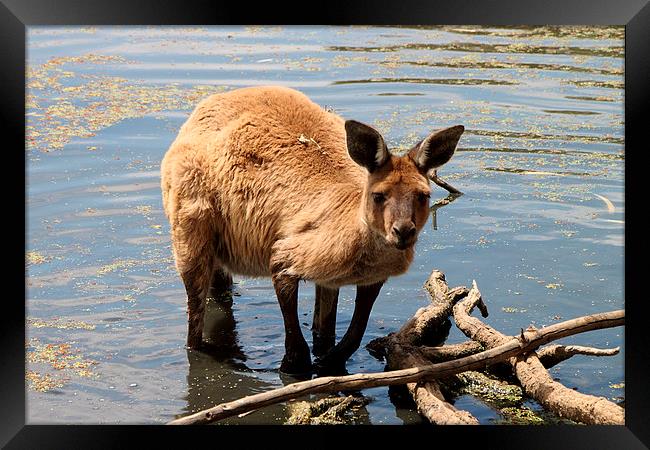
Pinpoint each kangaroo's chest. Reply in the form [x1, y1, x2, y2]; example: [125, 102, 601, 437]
[319, 241, 413, 288]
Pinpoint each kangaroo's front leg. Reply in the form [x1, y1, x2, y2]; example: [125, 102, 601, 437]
[315, 280, 384, 374]
[272, 273, 312, 376]
[312, 284, 339, 357]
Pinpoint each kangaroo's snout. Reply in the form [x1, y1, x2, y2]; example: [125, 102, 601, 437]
[391, 221, 417, 249]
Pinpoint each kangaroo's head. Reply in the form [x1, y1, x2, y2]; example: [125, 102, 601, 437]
[345, 120, 464, 250]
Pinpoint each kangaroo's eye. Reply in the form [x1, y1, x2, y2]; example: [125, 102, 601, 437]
[372, 192, 386, 204]
[417, 192, 430, 204]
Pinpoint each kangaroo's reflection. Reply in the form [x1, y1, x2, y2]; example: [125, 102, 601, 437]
[182, 291, 373, 424]
[183, 293, 287, 424]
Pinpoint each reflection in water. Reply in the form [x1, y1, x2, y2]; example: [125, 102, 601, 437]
[381, 59, 622, 76]
[182, 295, 288, 424]
[182, 294, 376, 424]
[430, 193, 463, 231]
[328, 41, 624, 58]
[334, 77, 518, 86]
[25, 25, 624, 425]
[201, 294, 246, 362]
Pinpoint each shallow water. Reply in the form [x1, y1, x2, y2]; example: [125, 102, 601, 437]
[26, 25, 624, 424]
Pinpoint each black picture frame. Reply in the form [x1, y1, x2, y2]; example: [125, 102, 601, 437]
[5, 0, 648, 447]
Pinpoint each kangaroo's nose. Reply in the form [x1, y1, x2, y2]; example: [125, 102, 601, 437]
[392, 223, 416, 242]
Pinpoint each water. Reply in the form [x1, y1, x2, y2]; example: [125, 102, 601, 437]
[26, 25, 624, 424]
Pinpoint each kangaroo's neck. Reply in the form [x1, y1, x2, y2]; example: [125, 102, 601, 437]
[323, 186, 414, 287]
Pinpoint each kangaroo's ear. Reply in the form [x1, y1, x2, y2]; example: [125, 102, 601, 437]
[409, 125, 464, 176]
[345, 120, 389, 172]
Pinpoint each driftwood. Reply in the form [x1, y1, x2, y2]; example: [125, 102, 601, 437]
[286, 395, 369, 425]
[453, 280, 624, 425]
[381, 272, 478, 424]
[168, 269, 623, 425]
[387, 342, 478, 424]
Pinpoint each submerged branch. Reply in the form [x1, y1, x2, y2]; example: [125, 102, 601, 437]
[452, 284, 624, 425]
[168, 308, 623, 425]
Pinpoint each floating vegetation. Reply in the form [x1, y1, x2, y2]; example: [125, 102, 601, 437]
[542, 110, 601, 116]
[498, 406, 546, 425]
[433, 25, 624, 41]
[286, 395, 369, 425]
[28, 317, 96, 330]
[26, 53, 226, 152]
[328, 41, 623, 58]
[26, 251, 49, 265]
[374, 92, 425, 96]
[465, 129, 623, 145]
[26, 338, 99, 388]
[26, 371, 67, 393]
[135, 205, 154, 215]
[484, 167, 593, 177]
[453, 371, 523, 408]
[502, 307, 527, 313]
[333, 77, 518, 86]
[458, 147, 623, 161]
[567, 80, 624, 90]
[565, 95, 617, 102]
[383, 58, 623, 76]
[96, 259, 138, 275]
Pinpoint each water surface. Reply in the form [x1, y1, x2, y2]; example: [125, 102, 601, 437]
[26, 25, 624, 424]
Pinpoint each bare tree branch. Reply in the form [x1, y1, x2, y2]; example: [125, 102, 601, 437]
[452, 283, 624, 425]
[168, 308, 623, 425]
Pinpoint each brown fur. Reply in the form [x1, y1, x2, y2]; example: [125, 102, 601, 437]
[161, 86, 462, 368]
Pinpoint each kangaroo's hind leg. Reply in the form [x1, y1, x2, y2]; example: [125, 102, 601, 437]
[170, 202, 216, 350]
[312, 284, 339, 357]
[209, 264, 233, 301]
[180, 261, 213, 350]
[272, 273, 312, 376]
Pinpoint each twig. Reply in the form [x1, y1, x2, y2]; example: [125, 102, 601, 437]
[430, 192, 463, 230]
[537, 344, 620, 369]
[429, 170, 462, 195]
[167, 309, 624, 425]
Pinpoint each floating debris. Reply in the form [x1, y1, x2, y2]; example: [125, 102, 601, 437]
[26, 371, 66, 393]
[26, 251, 49, 265]
[28, 317, 96, 330]
[96, 259, 138, 275]
[26, 338, 99, 385]
[502, 307, 528, 314]
[594, 194, 615, 213]
[286, 395, 369, 425]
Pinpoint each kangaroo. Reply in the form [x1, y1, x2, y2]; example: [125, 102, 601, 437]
[161, 86, 464, 375]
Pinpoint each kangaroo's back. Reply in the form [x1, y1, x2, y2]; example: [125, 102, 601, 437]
[175, 86, 364, 185]
[161, 86, 365, 277]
